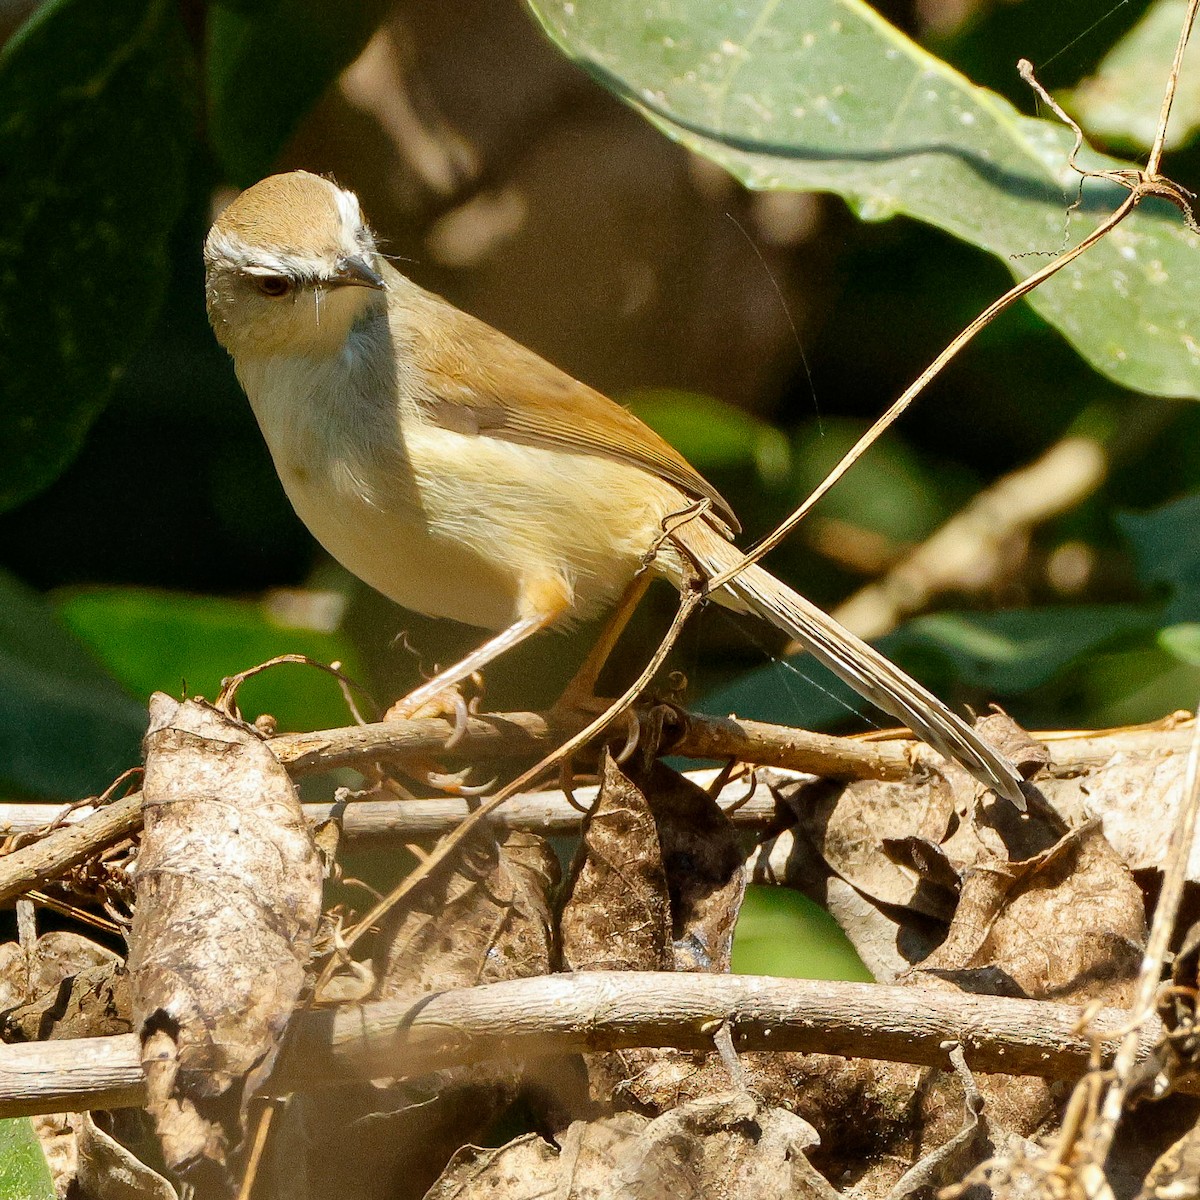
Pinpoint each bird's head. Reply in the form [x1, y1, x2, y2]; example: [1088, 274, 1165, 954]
[204, 171, 387, 360]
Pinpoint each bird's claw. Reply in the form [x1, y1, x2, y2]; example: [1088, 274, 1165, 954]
[384, 682, 473, 751]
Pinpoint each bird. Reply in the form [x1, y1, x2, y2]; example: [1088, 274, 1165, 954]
[203, 170, 1025, 807]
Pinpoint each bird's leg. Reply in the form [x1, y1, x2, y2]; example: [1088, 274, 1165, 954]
[382, 612, 559, 794]
[557, 570, 654, 715]
[387, 613, 556, 723]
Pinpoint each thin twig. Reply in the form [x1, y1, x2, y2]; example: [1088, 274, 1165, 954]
[1147, 0, 1200, 174]
[3, 716, 1197, 896]
[0, 792, 142, 907]
[707, 189, 1139, 594]
[269, 706, 912, 782]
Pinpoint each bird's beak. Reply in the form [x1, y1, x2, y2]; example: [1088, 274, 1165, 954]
[330, 255, 386, 291]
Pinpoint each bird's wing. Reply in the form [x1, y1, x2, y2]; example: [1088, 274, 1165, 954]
[407, 295, 741, 535]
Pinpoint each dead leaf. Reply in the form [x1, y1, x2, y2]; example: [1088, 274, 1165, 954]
[75, 1111, 178, 1200]
[296, 827, 559, 1200]
[561, 751, 672, 974]
[2, 959, 129, 1042]
[374, 828, 557, 998]
[559, 753, 747, 1112]
[128, 695, 323, 1191]
[423, 1095, 831, 1200]
[423, 1133, 562, 1200]
[0, 931, 119, 1011]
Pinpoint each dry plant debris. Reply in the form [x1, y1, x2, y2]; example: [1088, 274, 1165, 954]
[127, 695, 323, 1194]
[290, 825, 559, 1200]
[3, 691, 1200, 1198]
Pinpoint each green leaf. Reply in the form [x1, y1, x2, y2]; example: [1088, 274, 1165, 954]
[1161, 622, 1200, 666]
[1118, 493, 1200, 595]
[1070, 636, 1200, 725]
[1064, 0, 1200, 153]
[0, 572, 146, 800]
[56, 588, 369, 733]
[888, 605, 1163, 694]
[526, 0, 1200, 398]
[0, 1119, 55, 1200]
[732, 886, 872, 981]
[625, 388, 791, 484]
[206, 0, 386, 186]
[0, 0, 194, 513]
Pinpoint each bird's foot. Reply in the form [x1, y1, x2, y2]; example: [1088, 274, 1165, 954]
[384, 679, 477, 751]
[550, 686, 643, 767]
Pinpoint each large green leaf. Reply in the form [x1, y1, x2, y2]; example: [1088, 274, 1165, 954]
[526, 0, 1200, 398]
[0, 0, 194, 513]
[0, 573, 146, 801]
[1065, 0, 1200, 153]
[206, 0, 387, 186]
[0, 1119, 55, 1200]
[56, 588, 369, 733]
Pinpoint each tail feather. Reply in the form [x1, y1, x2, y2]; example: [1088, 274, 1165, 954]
[678, 526, 1026, 808]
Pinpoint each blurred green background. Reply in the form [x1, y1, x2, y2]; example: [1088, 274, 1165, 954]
[1, 0, 1198, 983]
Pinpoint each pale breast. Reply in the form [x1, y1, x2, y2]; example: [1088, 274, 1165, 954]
[239, 351, 685, 630]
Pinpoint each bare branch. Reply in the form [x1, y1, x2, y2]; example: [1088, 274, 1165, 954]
[0, 792, 142, 907]
[0, 972, 1173, 1120]
[270, 707, 911, 783]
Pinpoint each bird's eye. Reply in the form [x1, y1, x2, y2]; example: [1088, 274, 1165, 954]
[255, 275, 292, 298]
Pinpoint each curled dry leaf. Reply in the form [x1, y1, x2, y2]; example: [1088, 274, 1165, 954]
[561, 752, 746, 974]
[751, 716, 1147, 1196]
[561, 751, 672, 974]
[0, 931, 120, 1011]
[559, 752, 746, 1112]
[33, 1113, 78, 1198]
[128, 695, 322, 1192]
[2, 960, 129, 1043]
[295, 826, 559, 1200]
[75, 1111, 178, 1200]
[1136, 1116, 1200, 1200]
[0, 931, 128, 1042]
[424, 1093, 831, 1200]
[855, 814, 1142, 1195]
[373, 828, 558, 998]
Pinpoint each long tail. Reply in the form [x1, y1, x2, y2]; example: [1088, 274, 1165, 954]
[677, 525, 1026, 808]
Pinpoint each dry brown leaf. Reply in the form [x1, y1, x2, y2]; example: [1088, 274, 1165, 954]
[918, 822, 1144, 1006]
[753, 719, 1147, 1197]
[423, 1133, 562, 1200]
[424, 1095, 831, 1200]
[0, 931, 119, 1011]
[2, 959, 129, 1042]
[559, 753, 747, 1112]
[128, 695, 322, 1193]
[561, 751, 672, 974]
[75, 1111, 178, 1200]
[1134, 1113, 1200, 1200]
[296, 827, 559, 1200]
[374, 828, 557, 997]
[0, 931, 128, 1043]
[32, 1112, 78, 1198]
